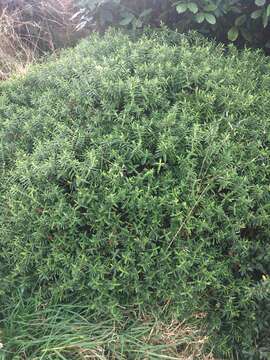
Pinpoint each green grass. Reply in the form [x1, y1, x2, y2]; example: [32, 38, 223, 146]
[0, 300, 209, 359]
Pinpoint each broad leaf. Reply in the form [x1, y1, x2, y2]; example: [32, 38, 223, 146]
[251, 9, 263, 19]
[228, 26, 239, 41]
[188, 2, 198, 14]
[235, 14, 247, 27]
[205, 13, 216, 24]
[255, 0, 266, 6]
[176, 3, 188, 14]
[195, 12, 204, 23]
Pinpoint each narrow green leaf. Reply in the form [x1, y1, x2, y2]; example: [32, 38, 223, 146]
[262, 10, 269, 27]
[176, 3, 188, 14]
[228, 26, 239, 41]
[267, 4, 270, 17]
[187, 2, 198, 14]
[204, 13, 216, 24]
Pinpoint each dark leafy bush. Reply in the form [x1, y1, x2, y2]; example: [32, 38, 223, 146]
[74, 0, 270, 51]
[0, 29, 270, 358]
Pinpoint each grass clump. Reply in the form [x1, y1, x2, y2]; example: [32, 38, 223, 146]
[0, 29, 269, 358]
[0, 300, 210, 359]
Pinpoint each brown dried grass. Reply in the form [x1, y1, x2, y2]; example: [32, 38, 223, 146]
[0, 0, 81, 80]
[140, 318, 217, 360]
[0, 7, 34, 79]
[65, 318, 219, 360]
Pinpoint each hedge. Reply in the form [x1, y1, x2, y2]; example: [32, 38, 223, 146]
[0, 29, 270, 358]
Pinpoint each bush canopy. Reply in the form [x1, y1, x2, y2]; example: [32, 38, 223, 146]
[0, 29, 270, 358]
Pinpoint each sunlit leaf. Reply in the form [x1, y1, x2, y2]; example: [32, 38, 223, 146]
[205, 13, 216, 24]
[267, 4, 270, 17]
[195, 12, 204, 23]
[251, 9, 263, 19]
[188, 2, 198, 14]
[255, 0, 266, 6]
[228, 26, 239, 41]
[262, 10, 269, 27]
[176, 3, 188, 14]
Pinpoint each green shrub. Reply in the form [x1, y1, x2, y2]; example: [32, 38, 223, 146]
[75, 0, 270, 51]
[0, 29, 270, 358]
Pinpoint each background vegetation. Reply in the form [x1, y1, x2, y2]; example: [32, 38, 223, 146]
[1, 0, 270, 80]
[75, 0, 270, 50]
[0, 29, 269, 358]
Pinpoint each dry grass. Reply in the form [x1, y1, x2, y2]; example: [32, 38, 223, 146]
[1, 305, 220, 360]
[140, 318, 216, 360]
[55, 318, 218, 360]
[0, 0, 81, 80]
[0, 7, 34, 79]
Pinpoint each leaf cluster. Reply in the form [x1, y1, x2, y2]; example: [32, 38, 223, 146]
[74, 0, 270, 50]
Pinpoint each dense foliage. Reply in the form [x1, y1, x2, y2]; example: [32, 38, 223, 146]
[75, 0, 270, 50]
[0, 30, 270, 358]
